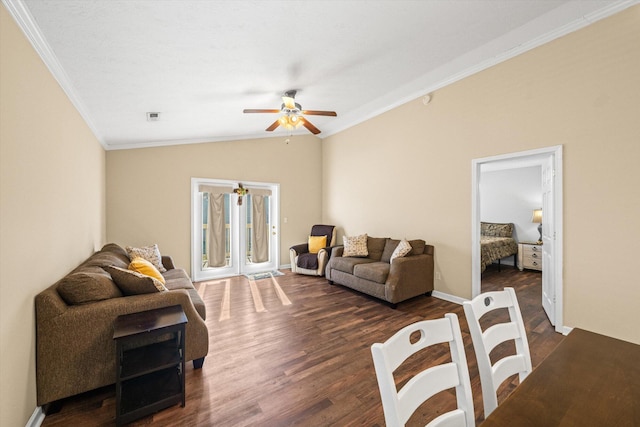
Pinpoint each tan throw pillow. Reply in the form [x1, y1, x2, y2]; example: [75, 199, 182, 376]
[391, 239, 412, 262]
[129, 257, 166, 285]
[125, 244, 166, 273]
[308, 235, 327, 254]
[57, 272, 123, 305]
[104, 265, 167, 295]
[343, 234, 368, 257]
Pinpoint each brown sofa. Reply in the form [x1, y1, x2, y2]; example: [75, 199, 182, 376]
[35, 243, 209, 410]
[325, 236, 434, 307]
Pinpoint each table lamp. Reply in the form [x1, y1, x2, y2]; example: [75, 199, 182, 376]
[531, 209, 543, 244]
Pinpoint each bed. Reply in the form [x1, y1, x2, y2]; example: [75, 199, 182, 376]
[481, 222, 518, 273]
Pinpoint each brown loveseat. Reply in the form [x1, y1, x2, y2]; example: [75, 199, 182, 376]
[35, 243, 209, 410]
[325, 236, 434, 307]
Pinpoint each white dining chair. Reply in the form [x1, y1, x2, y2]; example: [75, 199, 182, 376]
[463, 287, 532, 418]
[370, 313, 474, 427]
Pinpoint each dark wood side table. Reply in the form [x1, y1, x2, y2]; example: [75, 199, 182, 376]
[113, 305, 187, 426]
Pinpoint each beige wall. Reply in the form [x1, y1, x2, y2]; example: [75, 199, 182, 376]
[106, 135, 322, 273]
[323, 6, 640, 344]
[0, 6, 106, 427]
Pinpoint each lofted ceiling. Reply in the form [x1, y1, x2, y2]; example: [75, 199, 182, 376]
[4, 0, 636, 150]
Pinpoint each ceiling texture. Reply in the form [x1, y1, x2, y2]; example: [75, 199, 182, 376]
[4, 0, 636, 150]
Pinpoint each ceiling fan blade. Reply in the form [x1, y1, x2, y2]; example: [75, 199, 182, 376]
[243, 109, 281, 114]
[301, 110, 337, 117]
[300, 117, 321, 135]
[265, 120, 280, 132]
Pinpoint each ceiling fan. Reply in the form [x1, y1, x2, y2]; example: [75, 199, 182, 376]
[243, 90, 337, 135]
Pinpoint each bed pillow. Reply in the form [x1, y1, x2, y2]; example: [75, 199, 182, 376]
[481, 222, 514, 238]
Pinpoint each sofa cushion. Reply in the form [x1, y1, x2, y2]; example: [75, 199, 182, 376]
[353, 262, 390, 284]
[104, 265, 167, 294]
[391, 239, 413, 261]
[163, 268, 195, 291]
[129, 257, 166, 285]
[381, 239, 400, 263]
[125, 244, 167, 273]
[330, 256, 376, 274]
[80, 251, 129, 270]
[343, 234, 368, 257]
[57, 272, 122, 305]
[408, 239, 426, 256]
[367, 237, 388, 261]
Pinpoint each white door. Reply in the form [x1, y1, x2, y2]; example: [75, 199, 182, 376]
[541, 156, 555, 325]
[191, 179, 279, 281]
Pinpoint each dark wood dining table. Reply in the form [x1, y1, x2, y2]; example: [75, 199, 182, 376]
[481, 328, 640, 427]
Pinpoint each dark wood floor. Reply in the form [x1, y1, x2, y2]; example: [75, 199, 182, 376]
[41, 265, 563, 426]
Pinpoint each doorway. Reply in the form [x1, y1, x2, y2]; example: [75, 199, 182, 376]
[191, 178, 280, 281]
[471, 146, 564, 334]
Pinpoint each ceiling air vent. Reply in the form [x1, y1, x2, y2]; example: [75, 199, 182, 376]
[146, 112, 160, 121]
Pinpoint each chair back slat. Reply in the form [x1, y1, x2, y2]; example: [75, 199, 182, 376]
[463, 287, 532, 418]
[371, 313, 474, 427]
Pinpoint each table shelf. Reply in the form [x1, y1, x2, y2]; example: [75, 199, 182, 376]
[113, 305, 187, 426]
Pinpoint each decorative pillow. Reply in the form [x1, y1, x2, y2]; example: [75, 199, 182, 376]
[129, 257, 166, 285]
[57, 272, 122, 305]
[125, 244, 166, 273]
[390, 239, 412, 262]
[343, 234, 368, 257]
[103, 265, 167, 295]
[308, 235, 327, 254]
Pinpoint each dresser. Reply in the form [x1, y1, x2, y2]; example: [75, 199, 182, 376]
[518, 242, 542, 271]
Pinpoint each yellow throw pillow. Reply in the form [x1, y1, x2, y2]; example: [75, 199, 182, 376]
[128, 257, 166, 285]
[308, 235, 327, 254]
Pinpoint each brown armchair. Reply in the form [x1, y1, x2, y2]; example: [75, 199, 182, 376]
[289, 225, 337, 276]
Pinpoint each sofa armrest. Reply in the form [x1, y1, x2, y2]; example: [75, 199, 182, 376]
[332, 245, 344, 258]
[385, 254, 434, 303]
[290, 243, 309, 255]
[161, 255, 176, 270]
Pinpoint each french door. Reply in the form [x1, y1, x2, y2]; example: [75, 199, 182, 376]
[191, 178, 279, 281]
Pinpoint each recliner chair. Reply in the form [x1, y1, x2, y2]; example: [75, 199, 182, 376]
[289, 224, 336, 276]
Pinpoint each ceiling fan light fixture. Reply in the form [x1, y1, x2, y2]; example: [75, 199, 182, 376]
[279, 113, 303, 130]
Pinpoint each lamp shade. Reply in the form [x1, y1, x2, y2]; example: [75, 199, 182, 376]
[531, 209, 543, 224]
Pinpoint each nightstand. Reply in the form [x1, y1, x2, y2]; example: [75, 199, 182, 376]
[518, 242, 542, 271]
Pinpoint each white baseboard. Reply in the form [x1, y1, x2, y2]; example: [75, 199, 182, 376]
[432, 290, 467, 305]
[26, 406, 44, 427]
[279, 264, 291, 270]
[562, 325, 573, 335]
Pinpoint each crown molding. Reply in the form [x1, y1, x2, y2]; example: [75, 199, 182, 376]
[322, 0, 640, 139]
[2, 0, 107, 149]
